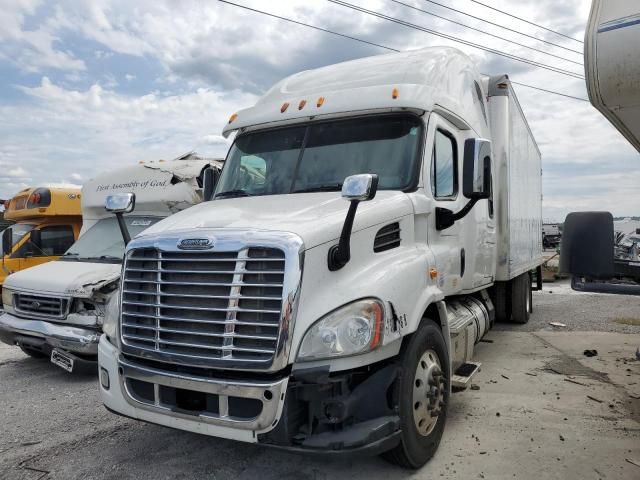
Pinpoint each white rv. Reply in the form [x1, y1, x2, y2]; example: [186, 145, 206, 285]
[0, 156, 222, 371]
[98, 48, 542, 467]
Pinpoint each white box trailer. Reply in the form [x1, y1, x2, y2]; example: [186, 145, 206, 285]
[98, 47, 543, 468]
[0, 156, 222, 369]
[485, 76, 543, 282]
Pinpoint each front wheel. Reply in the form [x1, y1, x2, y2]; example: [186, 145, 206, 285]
[384, 320, 449, 469]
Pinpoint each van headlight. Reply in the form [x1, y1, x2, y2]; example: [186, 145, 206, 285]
[2, 288, 13, 308]
[297, 299, 384, 361]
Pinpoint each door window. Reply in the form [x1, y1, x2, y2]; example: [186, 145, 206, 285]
[431, 129, 458, 199]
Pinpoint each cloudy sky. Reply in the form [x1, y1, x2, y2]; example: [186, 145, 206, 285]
[0, 0, 638, 220]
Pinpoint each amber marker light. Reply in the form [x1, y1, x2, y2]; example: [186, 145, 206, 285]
[228, 112, 238, 124]
[429, 268, 438, 280]
[316, 96, 325, 107]
[298, 99, 307, 110]
[281, 102, 290, 113]
[392, 87, 399, 99]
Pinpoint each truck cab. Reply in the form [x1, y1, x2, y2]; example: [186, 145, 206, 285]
[0, 157, 222, 369]
[1, 186, 83, 298]
[98, 47, 542, 468]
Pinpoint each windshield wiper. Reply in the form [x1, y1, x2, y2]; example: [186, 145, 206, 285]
[292, 184, 342, 193]
[215, 189, 250, 199]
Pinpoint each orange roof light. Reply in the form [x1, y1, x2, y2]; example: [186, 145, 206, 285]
[281, 102, 290, 113]
[228, 112, 238, 124]
[298, 99, 307, 110]
[316, 96, 325, 107]
[392, 87, 399, 99]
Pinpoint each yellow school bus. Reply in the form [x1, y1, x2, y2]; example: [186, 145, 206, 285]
[1, 186, 83, 292]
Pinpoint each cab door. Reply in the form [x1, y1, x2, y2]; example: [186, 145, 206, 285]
[425, 113, 465, 295]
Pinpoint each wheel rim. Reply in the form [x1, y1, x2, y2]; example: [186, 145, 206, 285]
[412, 349, 445, 436]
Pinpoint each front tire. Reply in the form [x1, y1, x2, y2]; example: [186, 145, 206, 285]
[384, 320, 449, 469]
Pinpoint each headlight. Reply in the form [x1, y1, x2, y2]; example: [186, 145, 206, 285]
[297, 298, 384, 361]
[1, 288, 13, 308]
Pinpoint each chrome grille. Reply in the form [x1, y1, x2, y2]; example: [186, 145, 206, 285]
[14, 293, 69, 319]
[120, 247, 285, 367]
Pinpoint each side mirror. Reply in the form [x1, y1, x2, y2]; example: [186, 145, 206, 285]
[328, 174, 379, 271]
[341, 174, 379, 201]
[203, 167, 218, 201]
[105, 193, 136, 246]
[105, 193, 136, 214]
[560, 211, 614, 278]
[2, 227, 11, 256]
[463, 138, 491, 199]
[30, 229, 42, 250]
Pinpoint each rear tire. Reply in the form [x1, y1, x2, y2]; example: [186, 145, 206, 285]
[511, 273, 531, 324]
[383, 320, 449, 469]
[20, 346, 48, 359]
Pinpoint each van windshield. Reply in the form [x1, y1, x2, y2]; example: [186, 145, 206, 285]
[1, 224, 35, 253]
[62, 216, 161, 263]
[215, 114, 423, 198]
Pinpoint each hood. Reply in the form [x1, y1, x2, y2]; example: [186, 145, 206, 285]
[4, 260, 121, 298]
[138, 191, 414, 249]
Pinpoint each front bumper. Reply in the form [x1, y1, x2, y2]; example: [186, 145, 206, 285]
[0, 312, 99, 356]
[99, 336, 402, 454]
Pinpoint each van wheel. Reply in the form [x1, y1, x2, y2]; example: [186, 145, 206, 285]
[511, 273, 531, 324]
[383, 320, 449, 469]
[20, 346, 48, 359]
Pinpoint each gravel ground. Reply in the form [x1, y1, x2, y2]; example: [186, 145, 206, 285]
[495, 279, 640, 334]
[1, 284, 639, 479]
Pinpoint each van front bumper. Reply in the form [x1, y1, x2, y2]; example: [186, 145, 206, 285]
[0, 312, 99, 356]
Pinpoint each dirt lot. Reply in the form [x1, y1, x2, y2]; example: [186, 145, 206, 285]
[1, 282, 639, 480]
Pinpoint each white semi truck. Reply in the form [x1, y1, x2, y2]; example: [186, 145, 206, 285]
[0, 156, 222, 371]
[98, 47, 542, 467]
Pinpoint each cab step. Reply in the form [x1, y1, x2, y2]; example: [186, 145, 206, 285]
[451, 362, 482, 391]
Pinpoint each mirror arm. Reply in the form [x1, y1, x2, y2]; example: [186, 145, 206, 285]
[328, 200, 360, 271]
[435, 198, 479, 231]
[451, 198, 479, 221]
[115, 212, 131, 246]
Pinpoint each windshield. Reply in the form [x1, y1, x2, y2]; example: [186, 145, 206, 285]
[1, 223, 35, 254]
[62, 216, 161, 262]
[215, 114, 423, 198]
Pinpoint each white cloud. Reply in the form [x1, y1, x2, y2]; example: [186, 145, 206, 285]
[0, 0, 638, 218]
[0, 77, 256, 198]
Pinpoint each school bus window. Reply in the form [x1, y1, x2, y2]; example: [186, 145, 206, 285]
[40, 226, 75, 256]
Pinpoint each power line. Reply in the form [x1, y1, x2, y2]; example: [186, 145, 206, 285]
[470, 0, 583, 43]
[215, 0, 588, 102]
[423, 0, 583, 55]
[216, 0, 396, 53]
[391, 0, 582, 66]
[329, 0, 584, 80]
[504, 80, 588, 102]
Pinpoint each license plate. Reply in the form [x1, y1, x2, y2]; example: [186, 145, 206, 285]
[51, 348, 74, 373]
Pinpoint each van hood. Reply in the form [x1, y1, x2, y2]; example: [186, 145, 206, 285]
[4, 260, 121, 298]
[138, 191, 414, 249]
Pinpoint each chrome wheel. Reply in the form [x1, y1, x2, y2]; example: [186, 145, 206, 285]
[412, 349, 445, 436]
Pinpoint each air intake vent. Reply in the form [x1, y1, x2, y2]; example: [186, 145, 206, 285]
[374, 222, 401, 252]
